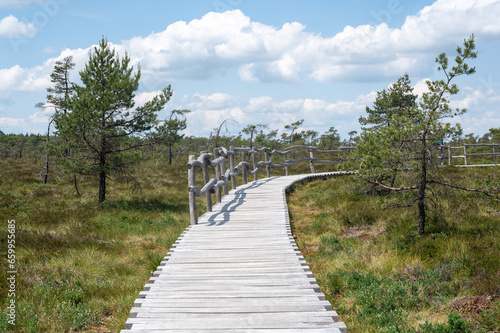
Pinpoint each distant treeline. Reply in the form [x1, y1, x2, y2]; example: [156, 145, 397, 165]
[1, 126, 499, 160]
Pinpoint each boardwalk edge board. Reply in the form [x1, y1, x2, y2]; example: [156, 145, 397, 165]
[124, 172, 349, 332]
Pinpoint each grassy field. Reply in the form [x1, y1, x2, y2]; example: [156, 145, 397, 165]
[0, 155, 498, 332]
[0, 157, 191, 332]
[288, 167, 499, 332]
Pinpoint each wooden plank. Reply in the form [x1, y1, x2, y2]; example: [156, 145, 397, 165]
[130, 306, 335, 315]
[125, 315, 347, 330]
[133, 300, 333, 309]
[125, 329, 343, 333]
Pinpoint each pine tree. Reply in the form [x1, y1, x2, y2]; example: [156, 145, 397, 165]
[319, 127, 340, 150]
[54, 37, 173, 202]
[283, 119, 304, 145]
[156, 109, 190, 165]
[36, 56, 75, 184]
[359, 73, 417, 128]
[352, 35, 480, 234]
[241, 124, 268, 150]
[47, 56, 75, 117]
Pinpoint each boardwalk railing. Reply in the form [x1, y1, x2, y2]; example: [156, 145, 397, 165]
[436, 144, 499, 167]
[187, 145, 351, 225]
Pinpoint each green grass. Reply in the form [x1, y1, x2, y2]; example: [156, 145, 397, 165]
[0, 157, 190, 332]
[288, 168, 499, 333]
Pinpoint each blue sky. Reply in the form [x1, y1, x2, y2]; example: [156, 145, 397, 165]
[1, 0, 499, 140]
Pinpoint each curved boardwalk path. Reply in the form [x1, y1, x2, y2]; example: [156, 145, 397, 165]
[124, 172, 348, 332]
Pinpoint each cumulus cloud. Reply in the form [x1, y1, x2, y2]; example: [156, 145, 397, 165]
[187, 93, 239, 110]
[0, 65, 25, 91]
[2, 0, 499, 96]
[0, 117, 26, 129]
[179, 91, 378, 138]
[459, 111, 500, 136]
[180, 78, 500, 139]
[0, 63, 56, 93]
[0, 15, 37, 38]
[134, 90, 165, 107]
[123, 11, 305, 80]
[0, 109, 52, 133]
[0, 46, 92, 96]
[185, 107, 243, 137]
[121, 1, 500, 83]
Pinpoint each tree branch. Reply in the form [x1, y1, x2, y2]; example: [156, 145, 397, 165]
[427, 180, 499, 199]
[365, 179, 418, 191]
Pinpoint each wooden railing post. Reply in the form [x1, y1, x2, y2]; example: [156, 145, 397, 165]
[252, 150, 258, 181]
[214, 148, 222, 203]
[285, 152, 289, 176]
[220, 149, 229, 196]
[188, 155, 198, 225]
[241, 149, 248, 184]
[202, 154, 212, 212]
[448, 146, 452, 166]
[309, 150, 315, 174]
[265, 149, 271, 178]
[464, 145, 468, 166]
[439, 146, 444, 167]
[494, 145, 498, 165]
[229, 146, 236, 190]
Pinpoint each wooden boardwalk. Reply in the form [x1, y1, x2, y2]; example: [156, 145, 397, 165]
[124, 172, 348, 332]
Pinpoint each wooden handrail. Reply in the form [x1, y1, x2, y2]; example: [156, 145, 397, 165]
[187, 145, 348, 225]
[437, 144, 500, 167]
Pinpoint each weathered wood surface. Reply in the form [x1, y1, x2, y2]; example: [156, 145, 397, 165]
[124, 172, 349, 332]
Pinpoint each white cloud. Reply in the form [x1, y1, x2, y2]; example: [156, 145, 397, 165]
[0, 108, 53, 133]
[134, 90, 164, 107]
[185, 107, 243, 137]
[180, 90, 378, 138]
[0, 117, 26, 128]
[247, 96, 274, 112]
[123, 10, 306, 81]
[413, 79, 431, 97]
[449, 87, 485, 109]
[0, 15, 37, 38]
[0, 46, 90, 96]
[238, 64, 259, 83]
[244, 94, 373, 120]
[459, 111, 500, 135]
[120, 0, 500, 84]
[0, 65, 26, 91]
[2, 0, 499, 97]
[188, 93, 239, 109]
[28, 107, 52, 124]
[0, 63, 56, 93]
[180, 81, 500, 139]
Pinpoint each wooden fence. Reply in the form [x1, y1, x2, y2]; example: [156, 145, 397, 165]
[436, 144, 499, 167]
[186, 145, 353, 225]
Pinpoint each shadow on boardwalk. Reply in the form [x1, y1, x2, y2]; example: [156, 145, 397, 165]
[204, 177, 278, 227]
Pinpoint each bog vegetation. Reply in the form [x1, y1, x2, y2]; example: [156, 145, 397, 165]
[288, 169, 499, 333]
[0, 35, 499, 332]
